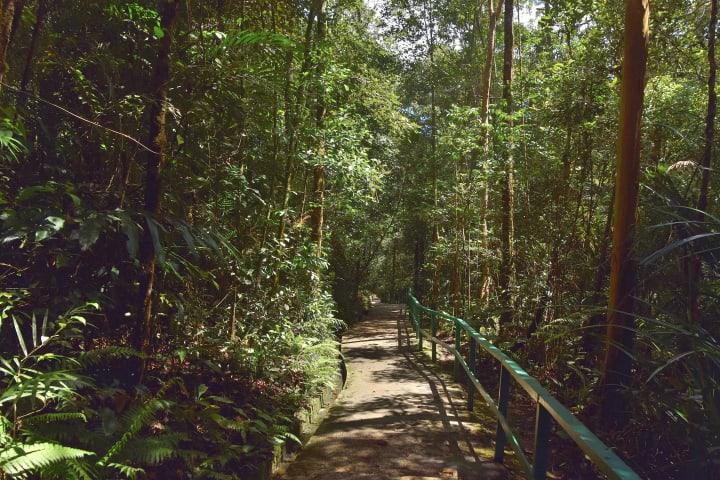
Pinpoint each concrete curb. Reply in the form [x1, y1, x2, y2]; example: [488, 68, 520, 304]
[251, 358, 347, 480]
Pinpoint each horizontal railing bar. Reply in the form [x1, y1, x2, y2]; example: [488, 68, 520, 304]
[417, 327, 533, 477]
[408, 293, 641, 480]
[457, 345, 533, 476]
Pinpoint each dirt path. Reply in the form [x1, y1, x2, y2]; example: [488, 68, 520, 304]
[275, 303, 508, 480]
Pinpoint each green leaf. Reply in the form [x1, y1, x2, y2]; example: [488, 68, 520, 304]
[176, 349, 187, 362]
[197, 384, 208, 398]
[35, 229, 50, 242]
[646, 351, 696, 383]
[16, 184, 56, 202]
[143, 215, 164, 264]
[12, 316, 28, 357]
[46, 216, 65, 231]
[117, 211, 139, 258]
[77, 215, 105, 251]
[283, 432, 302, 444]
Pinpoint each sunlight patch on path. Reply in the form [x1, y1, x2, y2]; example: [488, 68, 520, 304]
[274, 304, 508, 480]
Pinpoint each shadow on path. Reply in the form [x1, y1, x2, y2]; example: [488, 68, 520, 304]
[275, 303, 508, 480]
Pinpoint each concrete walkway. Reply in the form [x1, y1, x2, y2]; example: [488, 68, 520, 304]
[276, 303, 508, 480]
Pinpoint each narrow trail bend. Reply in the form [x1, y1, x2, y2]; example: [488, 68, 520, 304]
[275, 303, 508, 480]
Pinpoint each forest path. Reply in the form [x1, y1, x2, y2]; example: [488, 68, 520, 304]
[275, 303, 508, 480]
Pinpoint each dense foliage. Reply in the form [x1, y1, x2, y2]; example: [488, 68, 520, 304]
[0, 0, 719, 479]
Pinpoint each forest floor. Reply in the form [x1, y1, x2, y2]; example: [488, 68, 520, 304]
[274, 303, 517, 480]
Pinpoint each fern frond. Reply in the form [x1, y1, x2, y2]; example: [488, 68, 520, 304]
[0, 370, 90, 406]
[106, 462, 145, 480]
[21, 412, 87, 426]
[98, 397, 174, 465]
[40, 458, 96, 480]
[117, 433, 186, 465]
[64, 459, 96, 480]
[78, 347, 142, 367]
[0, 442, 93, 476]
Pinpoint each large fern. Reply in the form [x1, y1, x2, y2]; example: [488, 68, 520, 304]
[0, 441, 93, 478]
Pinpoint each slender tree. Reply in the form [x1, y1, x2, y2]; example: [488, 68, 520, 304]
[136, 0, 180, 379]
[499, 0, 515, 330]
[684, 5, 718, 475]
[698, 0, 717, 216]
[19, 0, 49, 92]
[310, 0, 327, 264]
[581, 190, 614, 359]
[0, 0, 17, 86]
[278, 0, 321, 241]
[598, 0, 650, 422]
[686, 0, 717, 328]
[422, 0, 440, 309]
[478, 0, 503, 303]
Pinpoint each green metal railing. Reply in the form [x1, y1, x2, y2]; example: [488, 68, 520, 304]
[402, 291, 641, 480]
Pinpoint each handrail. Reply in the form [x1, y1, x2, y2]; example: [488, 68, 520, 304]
[403, 291, 641, 480]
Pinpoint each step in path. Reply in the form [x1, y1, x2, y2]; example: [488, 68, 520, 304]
[275, 303, 509, 480]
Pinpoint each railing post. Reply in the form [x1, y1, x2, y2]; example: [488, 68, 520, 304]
[453, 320, 461, 381]
[494, 366, 511, 463]
[430, 312, 437, 361]
[532, 403, 552, 480]
[397, 309, 402, 349]
[412, 304, 418, 340]
[418, 310, 423, 352]
[466, 337, 476, 411]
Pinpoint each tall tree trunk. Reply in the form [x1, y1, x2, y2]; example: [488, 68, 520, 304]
[310, 165, 325, 252]
[7, 0, 22, 46]
[277, 1, 319, 241]
[425, 0, 439, 309]
[581, 189, 614, 359]
[19, 0, 48, 92]
[499, 0, 515, 331]
[686, 0, 717, 328]
[479, 0, 502, 125]
[684, 4, 717, 475]
[478, 0, 503, 304]
[277, 49, 296, 241]
[699, 0, 717, 215]
[598, 0, 650, 423]
[135, 0, 179, 380]
[0, 0, 18, 86]
[310, 0, 327, 266]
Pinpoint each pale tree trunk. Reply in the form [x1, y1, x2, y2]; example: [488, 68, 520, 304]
[7, 0, 22, 45]
[478, 0, 503, 304]
[136, 0, 179, 381]
[0, 0, 18, 86]
[598, 0, 650, 423]
[277, 49, 296, 241]
[423, 0, 440, 309]
[479, 0, 503, 124]
[309, 0, 327, 270]
[499, 0, 515, 332]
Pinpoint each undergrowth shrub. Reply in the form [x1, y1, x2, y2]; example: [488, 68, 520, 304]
[0, 284, 342, 479]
